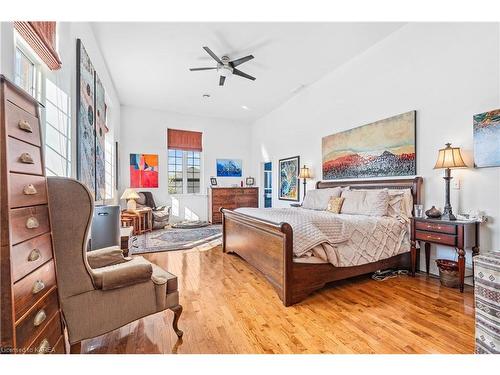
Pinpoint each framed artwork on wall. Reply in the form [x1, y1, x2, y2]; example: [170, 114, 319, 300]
[130, 153, 159, 188]
[216, 159, 242, 177]
[473, 109, 500, 168]
[279, 156, 300, 201]
[322, 111, 416, 180]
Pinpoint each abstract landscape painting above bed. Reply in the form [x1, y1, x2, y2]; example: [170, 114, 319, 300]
[322, 111, 416, 179]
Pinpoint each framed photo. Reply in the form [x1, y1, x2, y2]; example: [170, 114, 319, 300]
[279, 156, 300, 201]
[246, 177, 255, 186]
[216, 159, 242, 177]
[210, 177, 218, 186]
[473, 109, 500, 168]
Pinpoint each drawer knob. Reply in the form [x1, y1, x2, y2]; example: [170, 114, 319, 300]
[32, 280, 45, 294]
[36, 338, 51, 354]
[28, 248, 41, 262]
[20, 152, 34, 164]
[26, 216, 39, 229]
[18, 120, 33, 133]
[33, 309, 47, 327]
[23, 184, 38, 195]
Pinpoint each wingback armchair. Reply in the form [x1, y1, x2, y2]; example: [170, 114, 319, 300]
[47, 177, 183, 353]
[137, 191, 171, 229]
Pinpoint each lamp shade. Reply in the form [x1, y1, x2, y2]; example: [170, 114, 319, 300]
[298, 165, 312, 179]
[434, 143, 468, 169]
[120, 188, 140, 200]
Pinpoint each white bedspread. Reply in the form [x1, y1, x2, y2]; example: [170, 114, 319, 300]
[234, 207, 410, 267]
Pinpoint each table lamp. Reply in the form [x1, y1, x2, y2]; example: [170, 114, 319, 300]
[121, 188, 140, 212]
[298, 165, 312, 200]
[433, 143, 467, 220]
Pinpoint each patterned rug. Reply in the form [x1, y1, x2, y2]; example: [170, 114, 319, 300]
[131, 225, 222, 254]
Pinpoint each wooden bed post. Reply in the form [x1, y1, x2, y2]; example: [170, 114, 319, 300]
[281, 223, 293, 307]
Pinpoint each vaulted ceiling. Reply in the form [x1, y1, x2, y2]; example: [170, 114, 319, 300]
[92, 22, 405, 122]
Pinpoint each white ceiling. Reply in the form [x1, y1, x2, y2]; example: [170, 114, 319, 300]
[91, 22, 405, 123]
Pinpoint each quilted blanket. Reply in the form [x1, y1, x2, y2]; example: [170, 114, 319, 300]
[234, 207, 409, 267]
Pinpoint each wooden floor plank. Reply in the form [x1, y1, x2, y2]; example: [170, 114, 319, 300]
[82, 246, 475, 354]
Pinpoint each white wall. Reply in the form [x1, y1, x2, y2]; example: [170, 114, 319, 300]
[250, 23, 500, 278]
[119, 106, 251, 222]
[0, 22, 121, 202]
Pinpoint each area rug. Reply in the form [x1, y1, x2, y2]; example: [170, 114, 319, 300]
[131, 225, 222, 254]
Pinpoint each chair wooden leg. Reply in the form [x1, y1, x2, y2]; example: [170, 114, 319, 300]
[70, 342, 81, 354]
[170, 305, 183, 338]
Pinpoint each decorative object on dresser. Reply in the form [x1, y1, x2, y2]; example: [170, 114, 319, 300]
[216, 159, 243, 177]
[210, 177, 218, 186]
[208, 187, 258, 224]
[136, 191, 171, 229]
[47, 177, 183, 353]
[121, 187, 140, 212]
[473, 109, 500, 168]
[222, 177, 422, 306]
[425, 205, 442, 218]
[0, 75, 66, 353]
[322, 111, 416, 180]
[298, 164, 312, 199]
[433, 143, 468, 220]
[245, 177, 255, 186]
[279, 155, 300, 201]
[473, 251, 500, 354]
[412, 216, 479, 292]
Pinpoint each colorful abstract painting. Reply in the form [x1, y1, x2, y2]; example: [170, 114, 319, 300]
[76, 39, 96, 198]
[473, 109, 500, 168]
[130, 154, 159, 188]
[279, 156, 300, 201]
[322, 111, 416, 180]
[95, 74, 106, 200]
[216, 159, 242, 177]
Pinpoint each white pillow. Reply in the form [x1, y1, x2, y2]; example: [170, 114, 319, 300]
[302, 187, 342, 210]
[387, 189, 413, 219]
[340, 189, 390, 216]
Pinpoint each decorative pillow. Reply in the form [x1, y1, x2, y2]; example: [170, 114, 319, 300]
[326, 197, 345, 214]
[302, 187, 342, 210]
[386, 189, 413, 219]
[340, 189, 390, 216]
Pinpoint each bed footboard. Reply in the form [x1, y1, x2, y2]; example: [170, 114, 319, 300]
[221, 208, 294, 306]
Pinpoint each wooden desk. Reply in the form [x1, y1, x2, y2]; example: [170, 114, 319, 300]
[412, 217, 480, 292]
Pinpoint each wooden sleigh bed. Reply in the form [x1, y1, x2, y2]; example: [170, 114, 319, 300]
[221, 177, 423, 306]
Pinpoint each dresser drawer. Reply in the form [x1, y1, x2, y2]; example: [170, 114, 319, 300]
[13, 260, 56, 321]
[52, 336, 65, 354]
[25, 313, 62, 354]
[415, 221, 456, 235]
[236, 196, 258, 207]
[4, 84, 39, 117]
[15, 289, 59, 349]
[9, 173, 48, 208]
[10, 205, 50, 245]
[243, 188, 258, 195]
[6, 101, 41, 147]
[415, 230, 457, 246]
[12, 233, 53, 282]
[8, 137, 43, 175]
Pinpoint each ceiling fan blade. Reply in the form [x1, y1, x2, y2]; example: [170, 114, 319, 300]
[203, 46, 222, 64]
[230, 55, 254, 67]
[189, 67, 217, 71]
[232, 68, 256, 81]
[219, 76, 226, 86]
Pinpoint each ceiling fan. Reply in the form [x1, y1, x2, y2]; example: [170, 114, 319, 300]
[189, 46, 256, 86]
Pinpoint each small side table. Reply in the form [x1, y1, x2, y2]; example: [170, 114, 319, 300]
[412, 217, 480, 292]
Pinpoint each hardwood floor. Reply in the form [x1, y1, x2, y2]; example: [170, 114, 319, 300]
[81, 245, 475, 354]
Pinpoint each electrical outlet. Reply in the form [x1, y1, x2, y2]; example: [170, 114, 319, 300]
[452, 179, 460, 190]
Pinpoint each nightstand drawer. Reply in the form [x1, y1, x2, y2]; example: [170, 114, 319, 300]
[416, 230, 457, 246]
[415, 221, 456, 234]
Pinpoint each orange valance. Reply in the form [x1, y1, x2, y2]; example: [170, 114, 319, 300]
[167, 129, 202, 152]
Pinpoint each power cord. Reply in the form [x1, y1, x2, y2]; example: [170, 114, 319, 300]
[371, 269, 409, 281]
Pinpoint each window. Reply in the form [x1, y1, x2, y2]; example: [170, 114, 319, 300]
[168, 149, 201, 194]
[14, 46, 42, 100]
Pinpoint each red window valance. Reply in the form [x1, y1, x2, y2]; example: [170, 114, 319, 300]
[167, 129, 203, 152]
[14, 21, 62, 70]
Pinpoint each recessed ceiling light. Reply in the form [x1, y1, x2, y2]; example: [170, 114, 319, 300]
[203, 94, 211, 98]
[241, 105, 249, 110]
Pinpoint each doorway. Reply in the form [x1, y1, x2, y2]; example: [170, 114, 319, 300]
[263, 162, 272, 208]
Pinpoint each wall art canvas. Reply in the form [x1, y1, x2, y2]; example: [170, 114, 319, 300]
[76, 39, 96, 197]
[95, 74, 106, 200]
[322, 111, 416, 180]
[473, 109, 500, 168]
[279, 156, 300, 201]
[130, 154, 159, 188]
[216, 159, 242, 177]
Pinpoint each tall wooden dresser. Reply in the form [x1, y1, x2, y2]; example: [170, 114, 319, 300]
[208, 187, 259, 224]
[0, 75, 66, 354]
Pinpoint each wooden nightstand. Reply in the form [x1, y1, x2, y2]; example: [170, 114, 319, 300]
[412, 217, 480, 292]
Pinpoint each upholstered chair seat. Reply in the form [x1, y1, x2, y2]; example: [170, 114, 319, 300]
[47, 177, 183, 353]
[137, 191, 171, 229]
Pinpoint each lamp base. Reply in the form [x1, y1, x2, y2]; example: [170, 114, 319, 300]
[441, 204, 456, 221]
[126, 199, 137, 212]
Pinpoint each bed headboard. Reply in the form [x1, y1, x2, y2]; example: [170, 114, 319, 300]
[316, 177, 423, 205]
